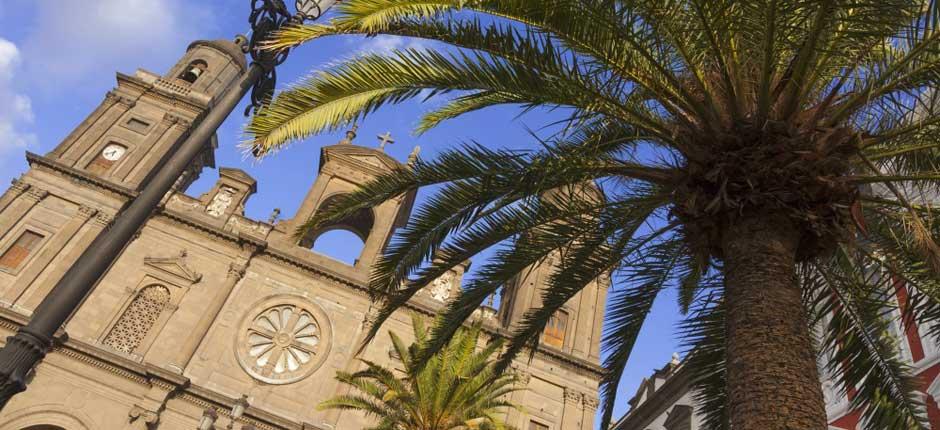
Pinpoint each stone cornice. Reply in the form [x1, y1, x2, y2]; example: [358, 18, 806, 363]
[25, 152, 138, 199]
[116, 71, 208, 115]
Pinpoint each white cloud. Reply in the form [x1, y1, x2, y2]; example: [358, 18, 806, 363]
[0, 38, 37, 156]
[352, 35, 430, 55]
[22, 0, 214, 89]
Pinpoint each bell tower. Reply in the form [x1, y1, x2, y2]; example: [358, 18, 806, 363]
[45, 39, 247, 191]
[274, 127, 417, 273]
[498, 184, 609, 362]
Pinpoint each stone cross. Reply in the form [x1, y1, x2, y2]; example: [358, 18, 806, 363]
[377, 131, 395, 150]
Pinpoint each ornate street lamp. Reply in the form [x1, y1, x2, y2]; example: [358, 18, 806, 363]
[0, 0, 338, 409]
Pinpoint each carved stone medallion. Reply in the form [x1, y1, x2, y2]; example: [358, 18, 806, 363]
[207, 186, 236, 217]
[235, 296, 332, 385]
[428, 272, 455, 303]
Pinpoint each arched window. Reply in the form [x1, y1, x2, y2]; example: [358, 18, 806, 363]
[103, 285, 171, 354]
[179, 60, 208, 84]
[301, 194, 375, 265]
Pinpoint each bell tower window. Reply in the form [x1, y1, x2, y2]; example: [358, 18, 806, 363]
[301, 194, 375, 265]
[543, 310, 568, 348]
[179, 60, 208, 84]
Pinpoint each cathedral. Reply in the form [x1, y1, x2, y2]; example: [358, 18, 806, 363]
[0, 39, 605, 429]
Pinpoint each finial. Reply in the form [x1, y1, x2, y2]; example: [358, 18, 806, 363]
[377, 131, 395, 151]
[340, 124, 358, 145]
[671, 352, 680, 365]
[267, 208, 281, 225]
[407, 145, 421, 166]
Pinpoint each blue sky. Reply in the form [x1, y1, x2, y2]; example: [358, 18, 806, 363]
[0, 0, 684, 422]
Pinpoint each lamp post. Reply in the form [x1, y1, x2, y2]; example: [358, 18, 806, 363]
[0, 0, 337, 409]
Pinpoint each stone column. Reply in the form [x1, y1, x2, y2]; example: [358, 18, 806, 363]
[168, 246, 255, 373]
[20, 212, 112, 311]
[561, 388, 583, 430]
[59, 93, 137, 166]
[3, 205, 99, 307]
[0, 180, 30, 215]
[0, 187, 48, 243]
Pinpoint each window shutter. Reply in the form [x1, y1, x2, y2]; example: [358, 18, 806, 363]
[0, 231, 44, 270]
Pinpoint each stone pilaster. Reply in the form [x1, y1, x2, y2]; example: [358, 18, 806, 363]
[60, 93, 137, 166]
[561, 387, 583, 430]
[323, 304, 383, 427]
[0, 187, 48, 245]
[0, 179, 30, 215]
[505, 366, 531, 429]
[113, 112, 180, 182]
[20, 211, 112, 311]
[168, 252, 251, 373]
[4, 205, 98, 307]
[50, 91, 122, 159]
[580, 394, 599, 430]
[125, 114, 192, 189]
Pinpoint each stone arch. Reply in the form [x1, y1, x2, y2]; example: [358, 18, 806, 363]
[178, 59, 208, 84]
[0, 404, 94, 430]
[300, 193, 375, 263]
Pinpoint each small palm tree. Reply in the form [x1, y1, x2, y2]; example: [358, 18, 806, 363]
[248, 1, 940, 429]
[319, 316, 521, 430]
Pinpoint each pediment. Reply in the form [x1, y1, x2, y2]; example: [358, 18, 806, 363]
[320, 144, 403, 174]
[219, 167, 257, 188]
[144, 250, 203, 284]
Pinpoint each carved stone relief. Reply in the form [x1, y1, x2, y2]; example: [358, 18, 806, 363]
[236, 296, 333, 385]
[206, 186, 236, 217]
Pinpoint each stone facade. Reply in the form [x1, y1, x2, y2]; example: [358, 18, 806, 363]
[0, 40, 604, 429]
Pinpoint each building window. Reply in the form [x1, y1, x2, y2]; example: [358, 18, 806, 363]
[529, 421, 548, 430]
[0, 230, 44, 270]
[125, 118, 151, 134]
[179, 60, 208, 84]
[529, 421, 549, 430]
[543, 310, 568, 349]
[103, 285, 171, 354]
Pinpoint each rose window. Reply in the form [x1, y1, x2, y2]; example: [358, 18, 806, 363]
[236, 298, 332, 384]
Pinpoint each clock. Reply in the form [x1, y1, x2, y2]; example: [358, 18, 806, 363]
[101, 144, 126, 161]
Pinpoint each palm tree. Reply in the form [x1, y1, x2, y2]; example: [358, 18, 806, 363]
[319, 316, 521, 430]
[246, 1, 940, 429]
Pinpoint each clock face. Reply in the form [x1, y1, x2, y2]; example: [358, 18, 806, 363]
[101, 144, 126, 161]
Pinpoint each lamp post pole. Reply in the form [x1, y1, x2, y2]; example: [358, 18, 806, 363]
[0, 0, 336, 409]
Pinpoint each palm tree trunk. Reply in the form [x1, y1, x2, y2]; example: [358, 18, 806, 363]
[722, 213, 828, 430]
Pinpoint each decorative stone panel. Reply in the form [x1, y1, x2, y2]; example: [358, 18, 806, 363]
[235, 295, 333, 385]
